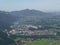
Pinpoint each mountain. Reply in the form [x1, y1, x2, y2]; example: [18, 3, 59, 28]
[0, 9, 60, 30]
[9, 9, 60, 30]
[10, 9, 45, 15]
[10, 9, 51, 17]
[10, 9, 56, 25]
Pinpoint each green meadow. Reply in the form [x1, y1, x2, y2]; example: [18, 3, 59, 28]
[23, 39, 60, 45]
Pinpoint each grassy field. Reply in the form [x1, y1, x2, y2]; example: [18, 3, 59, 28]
[23, 39, 60, 45]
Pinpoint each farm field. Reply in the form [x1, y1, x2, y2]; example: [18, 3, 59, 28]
[23, 39, 60, 45]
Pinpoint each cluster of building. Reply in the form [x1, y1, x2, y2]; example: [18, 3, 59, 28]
[8, 25, 57, 36]
[9, 29, 56, 36]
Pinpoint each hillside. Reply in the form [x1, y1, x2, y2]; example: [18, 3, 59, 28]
[0, 9, 60, 30]
[10, 9, 60, 29]
[0, 11, 17, 30]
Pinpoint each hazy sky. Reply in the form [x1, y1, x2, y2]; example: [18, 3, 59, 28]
[0, 0, 60, 12]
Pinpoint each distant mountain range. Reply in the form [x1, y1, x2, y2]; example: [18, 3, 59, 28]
[10, 9, 60, 26]
[0, 9, 60, 30]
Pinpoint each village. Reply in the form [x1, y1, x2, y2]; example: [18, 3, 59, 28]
[9, 25, 57, 36]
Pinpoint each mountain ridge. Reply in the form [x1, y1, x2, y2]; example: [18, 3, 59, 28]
[0, 9, 60, 30]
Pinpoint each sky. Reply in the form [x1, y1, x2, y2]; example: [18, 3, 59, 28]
[0, 0, 60, 12]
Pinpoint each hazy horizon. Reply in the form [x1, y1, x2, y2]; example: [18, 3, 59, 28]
[0, 0, 60, 12]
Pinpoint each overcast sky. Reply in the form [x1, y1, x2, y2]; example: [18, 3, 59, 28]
[0, 0, 60, 12]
